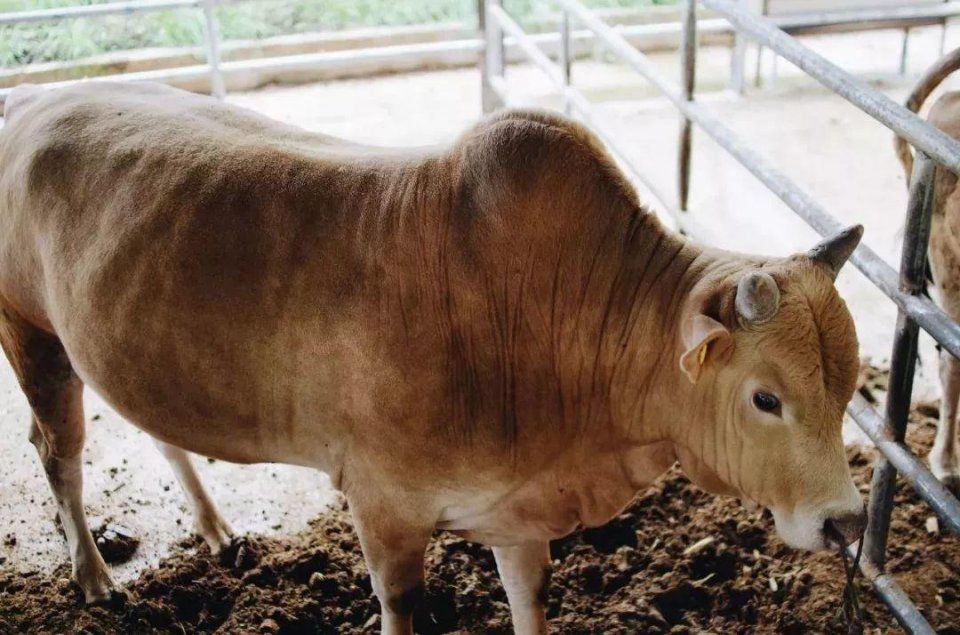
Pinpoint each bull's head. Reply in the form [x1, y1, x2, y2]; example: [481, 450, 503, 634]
[675, 225, 866, 551]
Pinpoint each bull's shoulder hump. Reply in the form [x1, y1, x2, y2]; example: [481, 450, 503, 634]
[451, 108, 640, 209]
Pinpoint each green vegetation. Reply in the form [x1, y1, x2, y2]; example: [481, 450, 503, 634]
[0, 0, 675, 68]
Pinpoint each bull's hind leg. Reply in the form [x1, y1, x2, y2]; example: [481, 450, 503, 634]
[154, 439, 233, 553]
[932, 348, 960, 495]
[0, 311, 118, 603]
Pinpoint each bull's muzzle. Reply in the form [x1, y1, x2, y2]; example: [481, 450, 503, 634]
[823, 507, 868, 547]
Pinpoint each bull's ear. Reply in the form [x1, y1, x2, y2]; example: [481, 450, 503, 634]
[680, 314, 733, 383]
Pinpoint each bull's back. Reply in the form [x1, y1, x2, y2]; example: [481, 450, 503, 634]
[0, 83, 417, 465]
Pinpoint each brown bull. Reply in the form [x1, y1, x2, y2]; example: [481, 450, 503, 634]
[0, 82, 866, 634]
[896, 47, 960, 496]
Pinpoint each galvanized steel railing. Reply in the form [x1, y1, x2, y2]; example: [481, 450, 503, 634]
[0, 0, 225, 99]
[4, 1, 958, 108]
[481, 1, 960, 632]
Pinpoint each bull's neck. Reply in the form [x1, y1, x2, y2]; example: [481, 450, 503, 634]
[594, 214, 725, 449]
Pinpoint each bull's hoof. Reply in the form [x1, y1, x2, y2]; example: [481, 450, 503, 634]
[84, 585, 128, 608]
[218, 537, 260, 571]
[74, 561, 125, 607]
[196, 514, 234, 556]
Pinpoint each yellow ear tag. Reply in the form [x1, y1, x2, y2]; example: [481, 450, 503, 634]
[698, 343, 708, 366]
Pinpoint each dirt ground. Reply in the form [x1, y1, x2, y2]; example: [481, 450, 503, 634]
[2, 368, 958, 634]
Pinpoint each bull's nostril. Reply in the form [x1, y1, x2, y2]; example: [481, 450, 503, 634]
[824, 509, 868, 547]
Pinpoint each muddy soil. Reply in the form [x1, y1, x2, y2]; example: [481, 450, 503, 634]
[1, 368, 958, 634]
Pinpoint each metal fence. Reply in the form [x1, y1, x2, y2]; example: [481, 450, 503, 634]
[481, 0, 960, 632]
[732, 0, 958, 91]
[0, 0, 225, 99]
[4, 0, 960, 107]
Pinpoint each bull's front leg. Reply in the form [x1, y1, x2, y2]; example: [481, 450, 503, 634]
[349, 491, 434, 635]
[493, 541, 551, 635]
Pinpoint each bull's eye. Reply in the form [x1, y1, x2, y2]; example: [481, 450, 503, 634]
[752, 391, 781, 415]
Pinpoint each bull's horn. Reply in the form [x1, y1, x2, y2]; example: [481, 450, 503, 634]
[807, 224, 864, 280]
[736, 271, 780, 326]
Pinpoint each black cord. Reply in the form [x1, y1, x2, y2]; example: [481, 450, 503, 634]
[837, 537, 865, 635]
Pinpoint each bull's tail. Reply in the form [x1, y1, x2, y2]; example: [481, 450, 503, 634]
[896, 47, 960, 185]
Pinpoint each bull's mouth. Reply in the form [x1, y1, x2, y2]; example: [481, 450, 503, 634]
[823, 525, 856, 549]
[769, 503, 867, 553]
[770, 506, 834, 552]
[822, 509, 868, 549]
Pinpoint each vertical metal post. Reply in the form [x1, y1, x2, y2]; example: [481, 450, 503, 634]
[753, 0, 769, 88]
[481, 0, 505, 114]
[678, 0, 697, 212]
[941, 0, 951, 56]
[863, 152, 937, 568]
[200, 0, 225, 99]
[478, 0, 490, 112]
[730, 29, 746, 93]
[753, 45, 764, 88]
[899, 27, 911, 76]
[560, 10, 573, 115]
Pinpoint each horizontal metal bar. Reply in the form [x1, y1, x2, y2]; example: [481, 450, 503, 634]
[848, 392, 960, 535]
[488, 5, 692, 234]
[0, 0, 202, 25]
[0, 39, 487, 105]
[557, 0, 699, 110]
[557, 0, 960, 360]
[702, 0, 960, 176]
[774, 2, 960, 31]
[228, 37, 482, 74]
[0, 65, 213, 100]
[489, 6, 563, 84]
[1, 0, 954, 30]
[0, 18, 724, 105]
[857, 554, 936, 635]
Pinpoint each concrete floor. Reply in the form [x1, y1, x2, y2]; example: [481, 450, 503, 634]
[2, 23, 958, 580]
